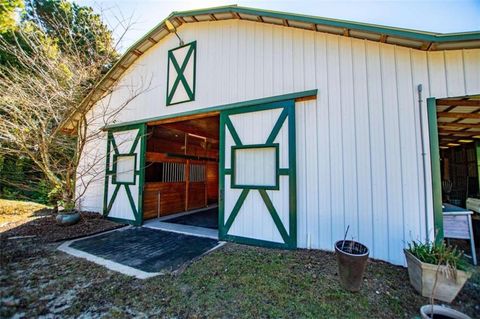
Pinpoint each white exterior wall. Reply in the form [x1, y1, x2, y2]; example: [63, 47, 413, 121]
[77, 19, 480, 265]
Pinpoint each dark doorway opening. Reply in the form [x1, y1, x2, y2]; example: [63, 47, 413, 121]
[143, 114, 220, 230]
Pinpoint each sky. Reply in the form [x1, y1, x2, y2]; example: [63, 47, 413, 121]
[75, 0, 480, 52]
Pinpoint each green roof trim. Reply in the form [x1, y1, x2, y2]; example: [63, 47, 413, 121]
[173, 5, 480, 43]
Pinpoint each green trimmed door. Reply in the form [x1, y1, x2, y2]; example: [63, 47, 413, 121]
[103, 124, 146, 225]
[166, 41, 196, 105]
[219, 100, 297, 248]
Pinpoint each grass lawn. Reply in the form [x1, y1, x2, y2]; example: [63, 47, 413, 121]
[1, 200, 479, 318]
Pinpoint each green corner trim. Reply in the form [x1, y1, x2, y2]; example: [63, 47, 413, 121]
[427, 97, 443, 243]
[166, 41, 196, 106]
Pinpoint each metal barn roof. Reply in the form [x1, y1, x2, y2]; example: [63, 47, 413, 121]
[63, 5, 480, 130]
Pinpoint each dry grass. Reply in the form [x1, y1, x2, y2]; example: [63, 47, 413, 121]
[0, 199, 49, 225]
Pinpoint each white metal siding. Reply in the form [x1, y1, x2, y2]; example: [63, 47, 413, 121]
[78, 19, 480, 265]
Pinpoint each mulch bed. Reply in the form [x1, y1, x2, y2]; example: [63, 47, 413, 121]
[0, 211, 125, 243]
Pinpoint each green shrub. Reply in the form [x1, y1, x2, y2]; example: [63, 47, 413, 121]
[407, 240, 469, 271]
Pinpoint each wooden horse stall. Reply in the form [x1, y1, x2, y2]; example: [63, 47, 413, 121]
[143, 115, 219, 220]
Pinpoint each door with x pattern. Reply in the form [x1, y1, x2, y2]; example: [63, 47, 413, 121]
[103, 124, 146, 225]
[219, 100, 297, 248]
[166, 41, 196, 106]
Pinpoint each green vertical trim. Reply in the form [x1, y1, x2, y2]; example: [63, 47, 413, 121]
[259, 189, 291, 245]
[222, 189, 250, 236]
[166, 41, 196, 106]
[225, 116, 243, 146]
[137, 123, 147, 226]
[266, 108, 289, 144]
[218, 111, 226, 239]
[103, 132, 112, 216]
[287, 100, 297, 248]
[427, 97, 443, 243]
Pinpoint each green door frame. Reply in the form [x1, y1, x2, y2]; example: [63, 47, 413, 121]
[218, 99, 297, 249]
[426, 97, 444, 243]
[103, 123, 147, 226]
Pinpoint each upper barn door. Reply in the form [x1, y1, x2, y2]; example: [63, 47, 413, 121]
[103, 124, 146, 225]
[219, 100, 297, 248]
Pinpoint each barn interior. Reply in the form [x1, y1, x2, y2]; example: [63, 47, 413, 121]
[435, 96, 480, 264]
[143, 114, 219, 230]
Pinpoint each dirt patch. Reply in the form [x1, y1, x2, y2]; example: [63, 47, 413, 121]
[1, 200, 478, 318]
[1, 239, 478, 319]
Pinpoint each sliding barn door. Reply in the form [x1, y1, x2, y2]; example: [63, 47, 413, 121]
[219, 100, 297, 248]
[103, 124, 146, 225]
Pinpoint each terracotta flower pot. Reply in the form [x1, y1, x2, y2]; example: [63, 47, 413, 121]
[335, 240, 369, 292]
[56, 211, 80, 226]
[404, 250, 471, 303]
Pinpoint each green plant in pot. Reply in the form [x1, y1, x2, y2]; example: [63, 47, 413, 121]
[404, 240, 472, 318]
[55, 200, 81, 226]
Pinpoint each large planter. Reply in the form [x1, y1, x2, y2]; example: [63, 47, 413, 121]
[404, 250, 471, 303]
[56, 211, 81, 226]
[335, 240, 369, 292]
[420, 305, 471, 319]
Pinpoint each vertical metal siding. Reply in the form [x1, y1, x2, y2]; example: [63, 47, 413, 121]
[78, 19, 480, 265]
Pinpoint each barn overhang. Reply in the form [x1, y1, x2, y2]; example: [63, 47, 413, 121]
[62, 5, 480, 131]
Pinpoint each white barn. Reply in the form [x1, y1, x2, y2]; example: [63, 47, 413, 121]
[67, 6, 480, 266]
